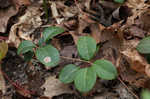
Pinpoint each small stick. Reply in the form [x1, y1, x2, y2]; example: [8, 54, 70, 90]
[118, 77, 139, 99]
[60, 56, 92, 65]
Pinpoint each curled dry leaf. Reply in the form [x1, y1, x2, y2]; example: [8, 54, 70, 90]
[41, 76, 73, 98]
[0, 7, 18, 33]
[121, 40, 150, 77]
[8, 6, 42, 47]
[122, 49, 147, 74]
[12, 0, 31, 10]
[145, 65, 150, 78]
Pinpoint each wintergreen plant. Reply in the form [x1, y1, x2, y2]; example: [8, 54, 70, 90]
[136, 36, 150, 54]
[18, 27, 118, 93]
[17, 26, 64, 67]
[114, 0, 125, 3]
[59, 36, 118, 92]
[141, 89, 150, 99]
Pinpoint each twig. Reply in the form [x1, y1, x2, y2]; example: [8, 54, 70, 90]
[1, 69, 35, 95]
[60, 56, 92, 65]
[74, 0, 83, 13]
[118, 77, 139, 99]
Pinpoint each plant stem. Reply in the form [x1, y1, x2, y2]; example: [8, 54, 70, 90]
[43, 0, 49, 20]
[60, 56, 92, 65]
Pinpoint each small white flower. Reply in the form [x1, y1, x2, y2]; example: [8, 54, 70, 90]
[44, 56, 51, 63]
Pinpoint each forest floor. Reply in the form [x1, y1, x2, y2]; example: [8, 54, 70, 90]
[0, 0, 150, 99]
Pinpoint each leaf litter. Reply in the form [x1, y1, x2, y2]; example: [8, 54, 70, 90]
[1, 0, 150, 99]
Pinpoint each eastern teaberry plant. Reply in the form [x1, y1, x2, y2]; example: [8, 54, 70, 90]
[136, 36, 150, 63]
[18, 26, 118, 93]
[141, 89, 150, 99]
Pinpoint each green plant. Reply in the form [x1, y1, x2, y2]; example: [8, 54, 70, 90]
[136, 36, 150, 63]
[141, 89, 150, 99]
[17, 26, 64, 67]
[136, 36, 150, 54]
[59, 36, 118, 92]
[18, 27, 118, 93]
[114, 0, 125, 3]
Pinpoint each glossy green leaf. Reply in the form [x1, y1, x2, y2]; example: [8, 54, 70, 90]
[43, 26, 64, 42]
[17, 40, 36, 55]
[114, 0, 124, 3]
[77, 36, 96, 60]
[0, 42, 8, 60]
[59, 64, 80, 83]
[141, 90, 150, 99]
[35, 45, 60, 67]
[74, 67, 96, 92]
[92, 60, 117, 80]
[136, 36, 150, 54]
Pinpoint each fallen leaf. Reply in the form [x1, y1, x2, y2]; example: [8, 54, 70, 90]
[12, 0, 31, 9]
[41, 76, 73, 98]
[0, 6, 18, 33]
[122, 49, 147, 74]
[51, 2, 64, 24]
[0, 68, 6, 95]
[8, 5, 42, 47]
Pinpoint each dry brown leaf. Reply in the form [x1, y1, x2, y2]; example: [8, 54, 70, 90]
[90, 24, 102, 43]
[0, 68, 6, 95]
[41, 76, 73, 98]
[121, 39, 150, 78]
[8, 5, 42, 47]
[0, 7, 18, 33]
[122, 49, 147, 74]
[50, 2, 64, 24]
[12, 0, 31, 9]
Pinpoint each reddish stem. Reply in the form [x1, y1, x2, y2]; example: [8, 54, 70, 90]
[0, 36, 8, 40]
[1, 70, 35, 95]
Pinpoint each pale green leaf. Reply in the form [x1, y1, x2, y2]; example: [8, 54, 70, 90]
[92, 60, 117, 80]
[77, 36, 96, 60]
[59, 64, 80, 83]
[114, 0, 124, 3]
[35, 45, 60, 67]
[74, 67, 96, 92]
[17, 40, 36, 54]
[141, 90, 150, 99]
[136, 36, 150, 54]
[43, 26, 64, 42]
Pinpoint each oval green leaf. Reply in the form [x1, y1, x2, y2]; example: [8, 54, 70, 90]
[43, 26, 64, 42]
[35, 45, 60, 67]
[17, 40, 36, 55]
[136, 36, 150, 54]
[114, 0, 124, 3]
[77, 36, 97, 60]
[141, 90, 150, 99]
[74, 67, 96, 92]
[0, 42, 8, 60]
[92, 60, 117, 80]
[59, 64, 80, 84]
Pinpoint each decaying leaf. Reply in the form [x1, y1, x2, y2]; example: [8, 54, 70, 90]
[8, 5, 42, 47]
[41, 76, 73, 98]
[122, 48, 147, 74]
[0, 67, 6, 95]
[0, 7, 18, 33]
[0, 41, 8, 61]
[12, 0, 31, 9]
[121, 40, 150, 77]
